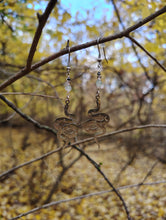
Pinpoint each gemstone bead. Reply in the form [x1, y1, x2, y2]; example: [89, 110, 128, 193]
[96, 79, 103, 89]
[64, 82, 72, 92]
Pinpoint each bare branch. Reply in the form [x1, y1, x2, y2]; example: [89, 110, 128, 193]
[110, 0, 125, 30]
[0, 122, 166, 181]
[110, 0, 166, 81]
[44, 149, 83, 204]
[0, 92, 63, 100]
[1, 94, 166, 183]
[72, 145, 131, 220]
[9, 180, 166, 220]
[0, 146, 63, 181]
[139, 160, 158, 186]
[127, 35, 166, 72]
[0, 6, 166, 91]
[0, 95, 57, 135]
[26, 0, 57, 69]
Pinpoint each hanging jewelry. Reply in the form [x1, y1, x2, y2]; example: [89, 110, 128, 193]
[81, 39, 110, 145]
[88, 40, 110, 127]
[54, 40, 78, 145]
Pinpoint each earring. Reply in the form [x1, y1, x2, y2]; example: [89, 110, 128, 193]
[54, 40, 78, 145]
[81, 39, 110, 144]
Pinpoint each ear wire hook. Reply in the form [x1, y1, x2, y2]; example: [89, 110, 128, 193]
[102, 44, 108, 63]
[96, 37, 108, 63]
[64, 40, 75, 119]
[66, 40, 71, 70]
[97, 38, 101, 62]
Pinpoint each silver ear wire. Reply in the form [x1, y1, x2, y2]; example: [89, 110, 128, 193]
[65, 40, 72, 93]
[66, 40, 71, 71]
[102, 44, 108, 63]
[97, 38, 102, 62]
[96, 37, 108, 63]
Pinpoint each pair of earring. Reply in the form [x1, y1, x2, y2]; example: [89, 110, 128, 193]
[54, 40, 110, 146]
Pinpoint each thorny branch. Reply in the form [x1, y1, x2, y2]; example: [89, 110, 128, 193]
[9, 180, 166, 220]
[0, 6, 166, 91]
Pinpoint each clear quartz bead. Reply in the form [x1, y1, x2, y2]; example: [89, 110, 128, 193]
[96, 79, 103, 89]
[64, 81, 72, 92]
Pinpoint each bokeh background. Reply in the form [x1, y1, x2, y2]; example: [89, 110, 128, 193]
[0, 0, 166, 219]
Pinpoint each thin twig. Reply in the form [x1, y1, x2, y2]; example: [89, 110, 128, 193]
[0, 95, 57, 135]
[2, 94, 166, 141]
[0, 92, 63, 100]
[139, 160, 158, 186]
[9, 178, 166, 220]
[127, 35, 166, 72]
[111, 0, 159, 81]
[10, 179, 166, 220]
[0, 6, 166, 91]
[1, 95, 166, 182]
[0, 121, 165, 181]
[0, 146, 63, 181]
[72, 145, 131, 220]
[26, 0, 57, 69]
[114, 154, 136, 183]
[44, 149, 83, 204]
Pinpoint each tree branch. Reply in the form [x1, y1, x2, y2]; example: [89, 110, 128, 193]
[72, 145, 131, 219]
[0, 6, 165, 91]
[0, 146, 63, 181]
[43, 150, 83, 204]
[1, 94, 166, 182]
[0, 95, 57, 135]
[9, 179, 166, 220]
[110, 0, 166, 82]
[139, 160, 158, 186]
[0, 120, 165, 181]
[0, 122, 166, 181]
[0, 92, 63, 100]
[127, 35, 166, 72]
[26, 0, 57, 69]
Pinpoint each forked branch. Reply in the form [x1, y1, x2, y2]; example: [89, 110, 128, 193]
[0, 6, 165, 91]
[0, 95, 166, 182]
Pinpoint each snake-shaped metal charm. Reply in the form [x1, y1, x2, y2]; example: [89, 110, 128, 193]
[81, 91, 110, 136]
[54, 97, 78, 144]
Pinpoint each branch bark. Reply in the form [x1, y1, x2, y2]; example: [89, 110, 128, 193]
[9, 179, 166, 220]
[0, 95, 57, 135]
[72, 145, 131, 220]
[127, 35, 166, 72]
[110, 0, 166, 81]
[26, 0, 57, 69]
[0, 6, 166, 91]
[1, 94, 166, 181]
[0, 146, 62, 181]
